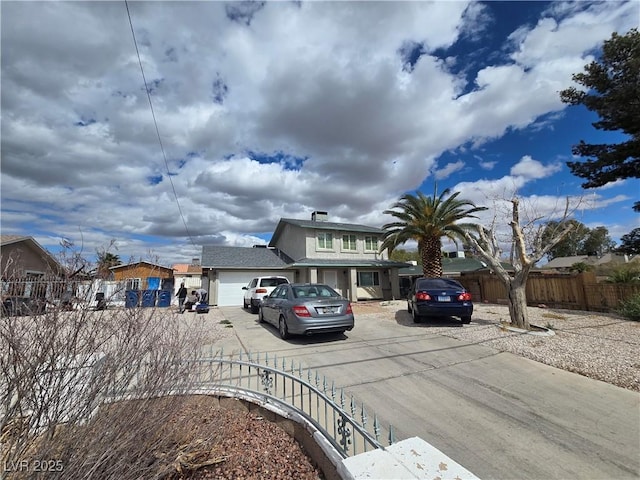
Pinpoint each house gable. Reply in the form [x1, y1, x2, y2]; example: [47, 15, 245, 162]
[0, 235, 65, 278]
[269, 216, 385, 261]
[541, 253, 630, 271]
[109, 261, 173, 290]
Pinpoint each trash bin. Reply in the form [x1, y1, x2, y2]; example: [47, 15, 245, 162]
[157, 290, 171, 308]
[141, 290, 157, 308]
[1, 297, 38, 316]
[95, 292, 107, 310]
[125, 290, 140, 308]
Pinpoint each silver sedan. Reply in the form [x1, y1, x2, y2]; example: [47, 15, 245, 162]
[258, 283, 355, 339]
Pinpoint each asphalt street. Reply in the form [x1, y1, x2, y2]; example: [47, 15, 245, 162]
[216, 306, 640, 480]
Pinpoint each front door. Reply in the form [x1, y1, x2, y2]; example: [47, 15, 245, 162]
[323, 270, 338, 291]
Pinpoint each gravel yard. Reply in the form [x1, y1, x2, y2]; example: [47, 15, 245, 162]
[367, 301, 640, 392]
[155, 395, 321, 480]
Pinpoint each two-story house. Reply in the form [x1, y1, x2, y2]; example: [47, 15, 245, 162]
[201, 211, 407, 306]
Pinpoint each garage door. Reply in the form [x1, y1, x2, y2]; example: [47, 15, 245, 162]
[217, 271, 294, 306]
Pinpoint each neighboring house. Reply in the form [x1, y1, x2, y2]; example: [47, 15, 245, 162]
[541, 253, 631, 271]
[397, 254, 514, 297]
[110, 261, 174, 291]
[1, 235, 67, 311]
[202, 211, 407, 306]
[1, 235, 65, 280]
[172, 258, 204, 299]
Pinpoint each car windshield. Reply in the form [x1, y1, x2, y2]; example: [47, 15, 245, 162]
[260, 278, 289, 287]
[417, 278, 463, 290]
[292, 285, 340, 299]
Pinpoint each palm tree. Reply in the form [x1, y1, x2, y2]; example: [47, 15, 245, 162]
[381, 188, 487, 277]
[96, 252, 121, 279]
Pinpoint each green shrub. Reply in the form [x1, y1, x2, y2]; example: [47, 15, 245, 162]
[570, 262, 594, 273]
[617, 293, 640, 321]
[606, 265, 640, 283]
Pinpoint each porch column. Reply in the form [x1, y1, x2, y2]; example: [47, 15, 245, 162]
[390, 268, 400, 300]
[348, 268, 358, 302]
[208, 271, 218, 306]
[309, 268, 318, 283]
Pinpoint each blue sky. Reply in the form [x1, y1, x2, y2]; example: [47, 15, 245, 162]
[1, 1, 638, 265]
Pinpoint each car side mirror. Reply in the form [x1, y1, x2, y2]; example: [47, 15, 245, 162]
[263, 295, 269, 300]
[242, 287, 247, 290]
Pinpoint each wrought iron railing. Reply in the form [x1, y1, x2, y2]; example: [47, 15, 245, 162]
[125, 349, 397, 458]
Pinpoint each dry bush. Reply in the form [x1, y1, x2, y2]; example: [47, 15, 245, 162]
[1, 272, 216, 479]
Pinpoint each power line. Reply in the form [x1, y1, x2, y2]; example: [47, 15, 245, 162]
[124, 0, 197, 248]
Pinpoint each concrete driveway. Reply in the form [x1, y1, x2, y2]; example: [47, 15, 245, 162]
[218, 305, 640, 480]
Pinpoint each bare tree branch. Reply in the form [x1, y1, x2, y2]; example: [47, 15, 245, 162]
[1, 248, 220, 480]
[462, 196, 578, 329]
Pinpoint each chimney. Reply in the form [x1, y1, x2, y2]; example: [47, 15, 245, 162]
[311, 211, 328, 222]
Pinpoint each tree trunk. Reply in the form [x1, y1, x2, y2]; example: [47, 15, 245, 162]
[507, 280, 529, 330]
[420, 237, 443, 277]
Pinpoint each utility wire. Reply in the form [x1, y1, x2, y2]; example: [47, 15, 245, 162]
[124, 0, 197, 248]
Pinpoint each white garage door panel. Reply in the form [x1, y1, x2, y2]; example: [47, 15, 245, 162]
[217, 271, 294, 306]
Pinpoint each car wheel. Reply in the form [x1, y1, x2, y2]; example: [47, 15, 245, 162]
[411, 306, 421, 323]
[407, 301, 412, 313]
[258, 307, 265, 323]
[243, 299, 248, 309]
[279, 316, 290, 340]
[461, 316, 472, 324]
[250, 301, 259, 314]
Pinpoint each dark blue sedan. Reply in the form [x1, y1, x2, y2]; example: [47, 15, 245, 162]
[407, 277, 473, 324]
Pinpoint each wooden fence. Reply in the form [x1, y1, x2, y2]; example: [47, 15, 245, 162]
[458, 271, 640, 313]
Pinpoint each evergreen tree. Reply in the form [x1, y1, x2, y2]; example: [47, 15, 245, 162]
[560, 28, 640, 211]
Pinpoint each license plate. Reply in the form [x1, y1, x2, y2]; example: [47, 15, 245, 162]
[437, 296, 451, 302]
[319, 306, 338, 314]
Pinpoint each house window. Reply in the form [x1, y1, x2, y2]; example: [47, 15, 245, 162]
[357, 271, 380, 287]
[126, 278, 141, 290]
[317, 232, 333, 250]
[364, 236, 378, 251]
[342, 234, 357, 251]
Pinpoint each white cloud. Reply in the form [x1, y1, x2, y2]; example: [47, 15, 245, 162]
[1, 1, 637, 262]
[434, 161, 466, 180]
[479, 160, 497, 170]
[510, 155, 562, 180]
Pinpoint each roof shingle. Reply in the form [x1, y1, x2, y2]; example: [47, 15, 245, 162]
[201, 246, 293, 269]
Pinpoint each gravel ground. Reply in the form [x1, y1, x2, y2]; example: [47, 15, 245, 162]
[370, 301, 640, 392]
[164, 396, 321, 480]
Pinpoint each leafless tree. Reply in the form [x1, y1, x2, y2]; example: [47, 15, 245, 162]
[462, 197, 575, 330]
[0, 251, 218, 479]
